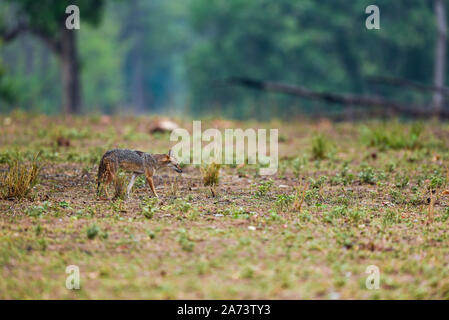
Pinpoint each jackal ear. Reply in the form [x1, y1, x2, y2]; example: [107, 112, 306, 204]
[168, 149, 172, 157]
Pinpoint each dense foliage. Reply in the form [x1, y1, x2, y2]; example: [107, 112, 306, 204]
[0, 0, 445, 118]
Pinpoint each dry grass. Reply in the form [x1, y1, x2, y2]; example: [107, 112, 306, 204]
[166, 176, 180, 197]
[311, 134, 330, 160]
[0, 154, 40, 199]
[201, 162, 220, 186]
[293, 183, 308, 212]
[3, 115, 449, 299]
[428, 189, 436, 222]
[113, 172, 128, 200]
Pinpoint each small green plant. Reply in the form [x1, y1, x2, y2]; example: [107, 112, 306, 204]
[309, 176, 327, 189]
[390, 189, 406, 204]
[26, 202, 49, 217]
[279, 133, 289, 143]
[59, 201, 71, 209]
[110, 199, 125, 213]
[311, 134, 330, 160]
[429, 172, 445, 189]
[141, 198, 159, 219]
[37, 238, 47, 251]
[254, 179, 274, 197]
[60, 127, 91, 140]
[231, 207, 252, 219]
[176, 228, 194, 252]
[361, 122, 423, 150]
[348, 208, 366, 223]
[167, 178, 180, 197]
[292, 157, 304, 178]
[333, 205, 348, 220]
[330, 165, 354, 186]
[86, 223, 100, 240]
[358, 166, 376, 184]
[383, 209, 400, 226]
[113, 172, 128, 200]
[201, 162, 221, 186]
[34, 224, 42, 236]
[298, 210, 312, 222]
[438, 208, 449, 222]
[276, 194, 295, 212]
[240, 266, 255, 279]
[173, 199, 192, 213]
[0, 151, 13, 164]
[395, 174, 409, 189]
[268, 209, 282, 221]
[304, 188, 322, 206]
[146, 229, 157, 239]
[293, 183, 307, 212]
[135, 175, 147, 188]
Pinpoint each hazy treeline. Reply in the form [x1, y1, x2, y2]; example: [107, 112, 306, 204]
[0, 0, 446, 119]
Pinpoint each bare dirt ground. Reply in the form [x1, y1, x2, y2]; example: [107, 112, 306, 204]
[1, 113, 449, 299]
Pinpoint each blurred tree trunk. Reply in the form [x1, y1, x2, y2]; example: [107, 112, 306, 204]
[336, 32, 363, 94]
[22, 37, 34, 75]
[125, 0, 149, 113]
[1, 26, 82, 114]
[131, 45, 146, 113]
[433, 0, 447, 112]
[59, 27, 81, 114]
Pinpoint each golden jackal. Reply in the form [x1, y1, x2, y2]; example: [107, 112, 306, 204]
[97, 149, 182, 198]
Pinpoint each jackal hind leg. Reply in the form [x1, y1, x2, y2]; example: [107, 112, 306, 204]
[127, 174, 137, 198]
[103, 160, 117, 199]
[97, 168, 107, 198]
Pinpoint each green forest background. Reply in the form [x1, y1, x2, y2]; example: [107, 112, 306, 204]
[0, 0, 446, 119]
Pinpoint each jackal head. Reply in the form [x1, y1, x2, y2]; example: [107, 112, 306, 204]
[164, 149, 182, 173]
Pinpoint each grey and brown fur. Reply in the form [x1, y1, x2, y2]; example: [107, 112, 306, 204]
[97, 149, 182, 198]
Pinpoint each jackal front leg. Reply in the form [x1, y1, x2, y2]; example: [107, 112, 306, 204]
[145, 174, 158, 198]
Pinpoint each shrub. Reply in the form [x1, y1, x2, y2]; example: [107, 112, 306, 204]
[26, 202, 49, 217]
[311, 134, 330, 160]
[330, 166, 354, 186]
[254, 179, 274, 197]
[383, 209, 400, 226]
[395, 174, 409, 189]
[167, 177, 180, 197]
[86, 223, 100, 240]
[292, 157, 304, 178]
[323, 206, 347, 223]
[293, 184, 308, 212]
[176, 228, 194, 252]
[0, 153, 40, 199]
[358, 166, 376, 184]
[438, 208, 449, 222]
[309, 176, 327, 189]
[348, 208, 366, 223]
[361, 122, 423, 150]
[275, 194, 295, 212]
[201, 162, 220, 186]
[141, 198, 159, 219]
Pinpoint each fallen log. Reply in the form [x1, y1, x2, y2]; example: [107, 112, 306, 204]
[368, 75, 449, 97]
[225, 77, 449, 118]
